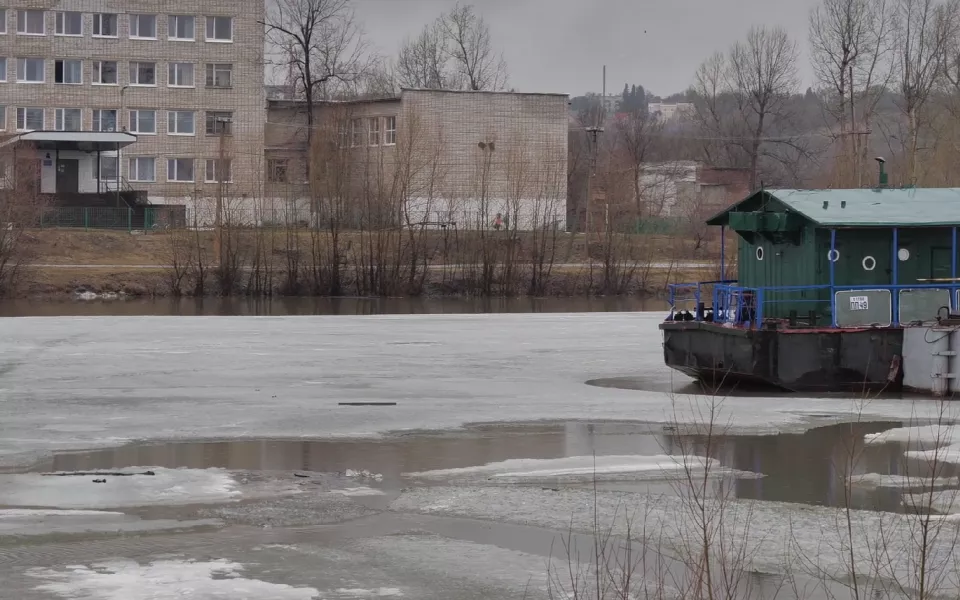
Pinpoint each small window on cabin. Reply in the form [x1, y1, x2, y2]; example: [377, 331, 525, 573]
[756, 247, 764, 261]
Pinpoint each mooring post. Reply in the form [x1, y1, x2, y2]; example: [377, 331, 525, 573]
[829, 229, 837, 327]
[953, 226, 957, 310]
[892, 227, 899, 326]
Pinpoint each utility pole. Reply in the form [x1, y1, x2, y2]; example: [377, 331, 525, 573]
[584, 65, 606, 239]
[214, 116, 231, 268]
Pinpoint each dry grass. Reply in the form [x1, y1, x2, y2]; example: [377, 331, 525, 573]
[22, 229, 729, 266]
[14, 228, 726, 298]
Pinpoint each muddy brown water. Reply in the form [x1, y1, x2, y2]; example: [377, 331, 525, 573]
[23, 421, 945, 513]
[0, 295, 671, 317]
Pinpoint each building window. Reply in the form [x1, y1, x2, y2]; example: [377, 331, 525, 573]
[368, 118, 381, 146]
[168, 63, 194, 87]
[267, 159, 289, 183]
[167, 158, 194, 182]
[0, 9, 5, 34]
[384, 116, 397, 145]
[95, 156, 119, 180]
[167, 111, 195, 135]
[0, 107, 5, 130]
[92, 13, 117, 37]
[205, 159, 232, 183]
[55, 11, 82, 36]
[0, 59, 6, 82]
[16, 107, 43, 131]
[205, 16, 232, 41]
[128, 110, 156, 134]
[17, 58, 44, 83]
[129, 14, 157, 39]
[93, 109, 118, 132]
[54, 59, 82, 84]
[17, 10, 44, 35]
[205, 111, 232, 135]
[205, 63, 232, 88]
[168, 15, 195, 41]
[130, 62, 156, 86]
[55, 108, 82, 131]
[350, 119, 363, 147]
[93, 61, 117, 85]
[128, 157, 156, 182]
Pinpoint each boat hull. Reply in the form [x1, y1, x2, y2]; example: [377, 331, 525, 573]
[660, 321, 904, 392]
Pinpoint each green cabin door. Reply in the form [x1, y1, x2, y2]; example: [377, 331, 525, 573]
[931, 247, 952, 281]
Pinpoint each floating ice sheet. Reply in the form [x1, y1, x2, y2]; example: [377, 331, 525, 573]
[0, 468, 239, 509]
[27, 559, 319, 600]
[404, 454, 757, 482]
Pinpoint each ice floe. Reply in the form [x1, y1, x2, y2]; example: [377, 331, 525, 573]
[0, 468, 240, 509]
[27, 559, 319, 599]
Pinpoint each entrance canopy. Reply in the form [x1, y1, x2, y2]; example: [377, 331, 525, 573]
[0, 130, 138, 152]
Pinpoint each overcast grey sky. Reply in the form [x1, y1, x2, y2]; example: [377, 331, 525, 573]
[353, 0, 822, 97]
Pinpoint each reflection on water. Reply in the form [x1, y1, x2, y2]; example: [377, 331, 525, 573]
[0, 295, 671, 317]
[30, 420, 942, 512]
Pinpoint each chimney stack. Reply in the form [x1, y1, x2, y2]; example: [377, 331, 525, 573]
[875, 157, 888, 188]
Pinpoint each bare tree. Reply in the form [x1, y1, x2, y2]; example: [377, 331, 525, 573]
[396, 21, 458, 89]
[264, 0, 369, 176]
[439, 3, 508, 91]
[614, 110, 665, 216]
[728, 26, 802, 190]
[892, 0, 956, 183]
[0, 140, 45, 295]
[810, 0, 895, 186]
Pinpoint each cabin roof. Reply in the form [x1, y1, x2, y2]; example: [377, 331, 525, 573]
[707, 188, 960, 228]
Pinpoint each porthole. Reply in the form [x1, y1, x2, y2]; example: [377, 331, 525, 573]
[827, 249, 840, 262]
[756, 247, 764, 261]
[898, 248, 910, 261]
[862, 255, 877, 271]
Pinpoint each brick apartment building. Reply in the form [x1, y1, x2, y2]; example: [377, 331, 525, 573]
[0, 0, 265, 224]
[265, 88, 570, 230]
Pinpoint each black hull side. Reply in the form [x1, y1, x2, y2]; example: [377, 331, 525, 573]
[660, 322, 904, 392]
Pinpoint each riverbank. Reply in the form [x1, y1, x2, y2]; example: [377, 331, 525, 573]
[11, 229, 722, 299]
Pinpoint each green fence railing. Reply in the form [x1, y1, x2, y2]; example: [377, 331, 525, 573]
[38, 207, 187, 231]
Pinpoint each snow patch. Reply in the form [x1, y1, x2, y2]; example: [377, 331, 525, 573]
[328, 487, 386, 497]
[404, 454, 753, 481]
[905, 444, 960, 465]
[344, 469, 384, 482]
[333, 588, 403, 597]
[0, 468, 239, 509]
[848, 473, 960, 489]
[27, 559, 319, 600]
[0, 509, 124, 518]
[865, 424, 960, 447]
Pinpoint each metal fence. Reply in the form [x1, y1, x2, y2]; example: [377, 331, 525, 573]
[39, 207, 187, 231]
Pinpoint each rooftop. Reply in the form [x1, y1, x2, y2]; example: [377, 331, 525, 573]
[708, 188, 960, 228]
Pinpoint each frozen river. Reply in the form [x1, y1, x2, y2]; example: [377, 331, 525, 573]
[1, 312, 958, 598]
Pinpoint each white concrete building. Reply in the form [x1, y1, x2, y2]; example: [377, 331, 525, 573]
[265, 88, 570, 231]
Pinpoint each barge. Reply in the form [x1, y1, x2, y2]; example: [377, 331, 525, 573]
[662, 182, 960, 395]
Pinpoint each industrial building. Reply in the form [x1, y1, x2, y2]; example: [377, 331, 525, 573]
[265, 88, 570, 231]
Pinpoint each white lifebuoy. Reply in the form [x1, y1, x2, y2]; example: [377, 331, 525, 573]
[862, 255, 876, 271]
[828, 249, 840, 262]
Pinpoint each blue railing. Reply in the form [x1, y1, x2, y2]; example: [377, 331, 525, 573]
[668, 281, 960, 329]
[667, 280, 737, 320]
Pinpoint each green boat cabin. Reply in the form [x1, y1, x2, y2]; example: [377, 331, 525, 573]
[706, 187, 960, 326]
